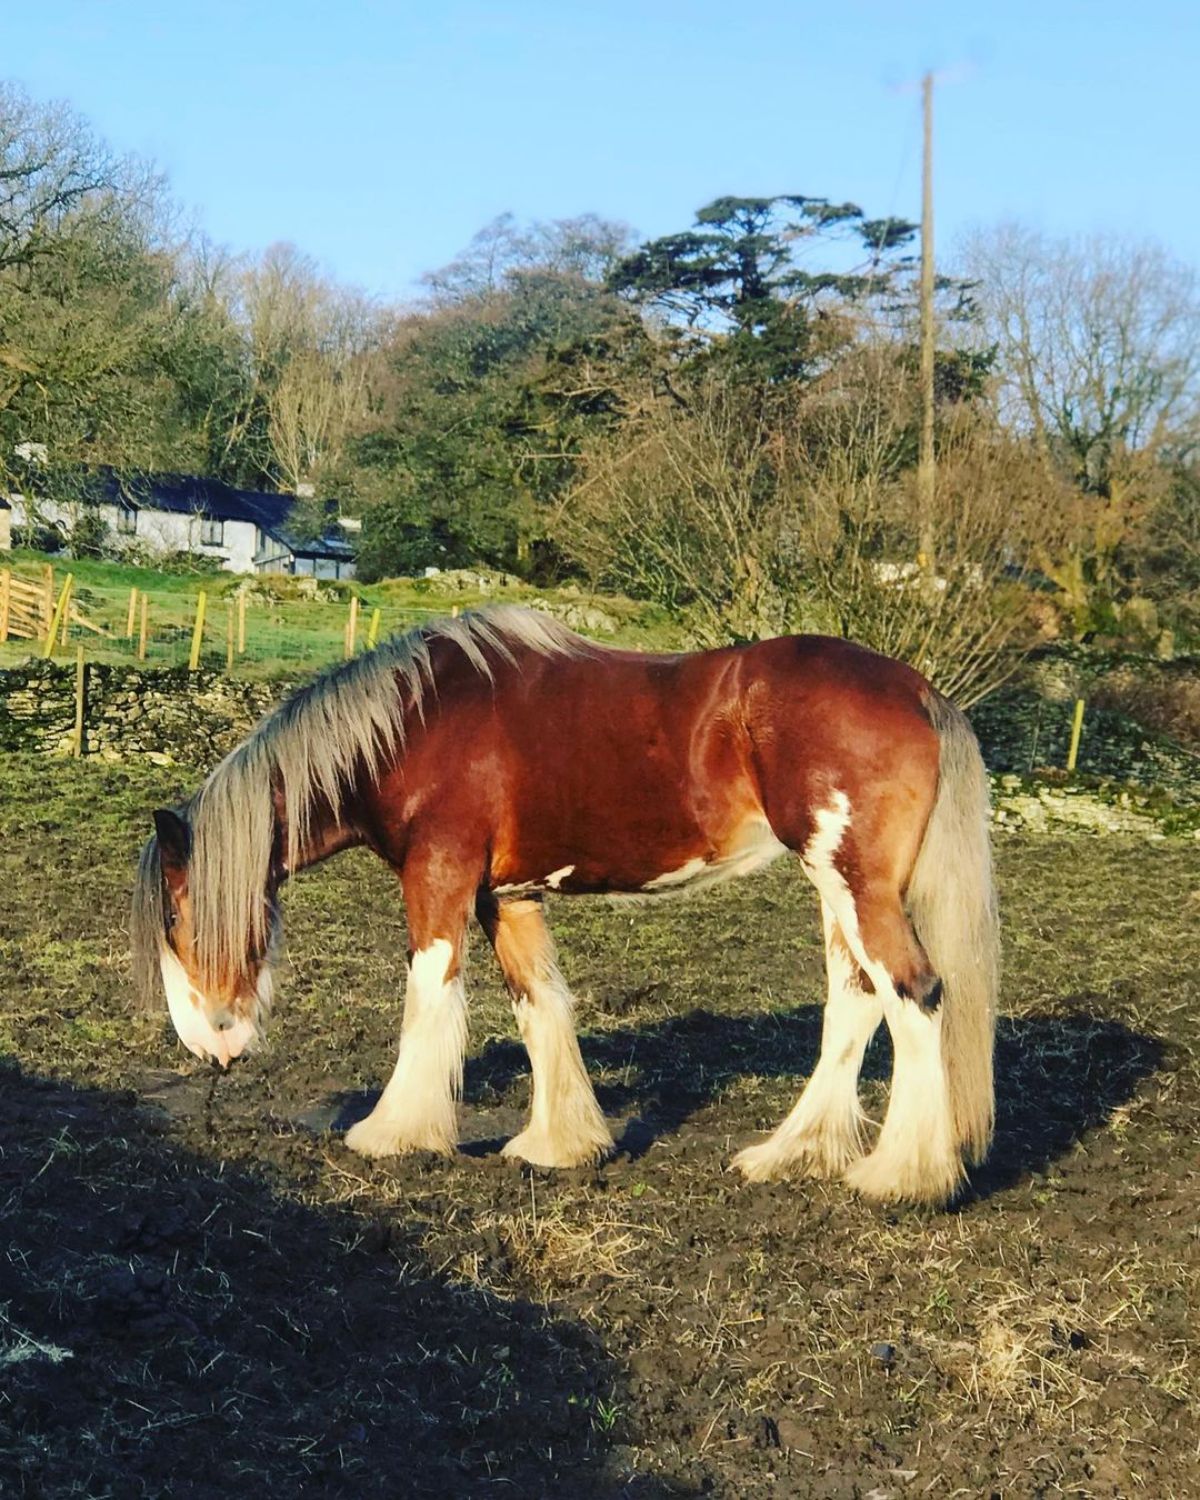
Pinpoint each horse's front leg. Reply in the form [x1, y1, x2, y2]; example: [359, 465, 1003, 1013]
[344, 848, 473, 1159]
[477, 892, 613, 1169]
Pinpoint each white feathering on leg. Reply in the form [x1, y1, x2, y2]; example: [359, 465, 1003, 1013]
[733, 902, 881, 1182]
[345, 939, 468, 1158]
[502, 959, 613, 1168]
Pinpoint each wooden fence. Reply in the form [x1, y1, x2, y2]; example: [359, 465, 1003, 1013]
[0, 565, 54, 642]
[1, 564, 111, 649]
[1, 568, 450, 671]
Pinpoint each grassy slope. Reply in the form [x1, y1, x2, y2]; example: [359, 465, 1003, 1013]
[0, 549, 686, 676]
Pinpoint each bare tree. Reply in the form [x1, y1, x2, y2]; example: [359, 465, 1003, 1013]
[555, 377, 788, 644]
[0, 83, 141, 276]
[778, 358, 1071, 701]
[959, 225, 1200, 476]
[265, 286, 386, 495]
[423, 213, 634, 304]
[958, 225, 1200, 615]
[209, 243, 389, 493]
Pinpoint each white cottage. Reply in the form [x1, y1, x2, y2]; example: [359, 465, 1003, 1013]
[4, 469, 358, 579]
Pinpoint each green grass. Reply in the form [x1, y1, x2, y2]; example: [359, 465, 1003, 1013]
[1, 548, 687, 677]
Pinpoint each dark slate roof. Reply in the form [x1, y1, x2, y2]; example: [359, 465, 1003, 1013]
[84, 468, 355, 561]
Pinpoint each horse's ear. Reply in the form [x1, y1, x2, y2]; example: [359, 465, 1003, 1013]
[153, 809, 190, 888]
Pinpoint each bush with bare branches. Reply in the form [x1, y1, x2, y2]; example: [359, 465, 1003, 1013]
[555, 360, 1070, 705]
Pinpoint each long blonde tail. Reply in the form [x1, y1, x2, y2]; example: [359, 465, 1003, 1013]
[906, 692, 999, 1165]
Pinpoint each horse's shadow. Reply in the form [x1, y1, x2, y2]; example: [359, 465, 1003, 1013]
[0, 1059, 660, 1499]
[336, 995, 1164, 1201]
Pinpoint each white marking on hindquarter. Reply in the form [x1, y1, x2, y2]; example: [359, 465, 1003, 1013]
[802, 789, 909, 1003]
[800, 790, 863, 953]
[160, 945, 261, 1068]
[642, 817, 787, 895]
[803, 790, 852, 877]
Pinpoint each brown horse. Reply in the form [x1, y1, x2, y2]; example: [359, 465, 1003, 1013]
[132, 607, 998, 1205]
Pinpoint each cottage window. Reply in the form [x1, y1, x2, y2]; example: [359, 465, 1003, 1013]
[117, 504, 137, 536]
[200, 517, 225, 546]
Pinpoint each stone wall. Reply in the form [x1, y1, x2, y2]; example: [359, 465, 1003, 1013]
[2, 658, 1197, 837]
[0, 661, 289, 762]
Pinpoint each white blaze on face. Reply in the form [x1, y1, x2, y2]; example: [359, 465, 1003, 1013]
[160, 944, 260, 1068]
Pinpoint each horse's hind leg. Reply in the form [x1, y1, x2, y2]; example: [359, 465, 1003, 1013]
[477, 894, 613, 1169]
[733, 902, 882, 1182]
[823, 879, 962, 1205]
[344, 849, 473, 1160]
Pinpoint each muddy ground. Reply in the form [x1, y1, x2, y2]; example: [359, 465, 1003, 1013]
[0, 753, 1197, 1498]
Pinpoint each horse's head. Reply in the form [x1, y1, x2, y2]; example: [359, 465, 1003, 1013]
[138, 808, 276, 1068]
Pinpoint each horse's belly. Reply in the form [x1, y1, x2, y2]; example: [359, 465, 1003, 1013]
[638, 817, 788, 894]
[492, 813, 786, 899]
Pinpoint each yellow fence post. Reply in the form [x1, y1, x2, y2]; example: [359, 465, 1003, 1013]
[237, 590, 246, 655]
[344, 595, 359, 659]
[138, 593, 149, 662]
[0, 567, 10, 642]
[73, 645, 86, 758]
[1066, 698, 1085, 772]
[189, 589, 207, 671]
[126, 586, 138, 638]
[43, 574, 73, 659]
[367, 606, 381, 650]
[226, 601, 235, 672]
[59, 575, 72, 647]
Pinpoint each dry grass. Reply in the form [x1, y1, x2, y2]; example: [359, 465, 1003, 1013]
[1, 752, 1198, 1496]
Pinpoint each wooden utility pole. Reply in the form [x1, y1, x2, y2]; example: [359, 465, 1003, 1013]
[918, 70, 936, 572]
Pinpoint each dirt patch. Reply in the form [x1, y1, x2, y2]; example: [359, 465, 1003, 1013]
[1, 755, 1198, 1497]
[0, 1064, 629, 1499]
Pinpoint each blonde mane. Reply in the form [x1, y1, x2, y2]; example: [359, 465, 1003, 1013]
[131, 606, 584, 1004]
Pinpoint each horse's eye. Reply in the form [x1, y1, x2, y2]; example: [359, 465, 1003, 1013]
[166, 912, 178, 930]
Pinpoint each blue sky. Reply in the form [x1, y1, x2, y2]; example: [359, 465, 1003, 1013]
[5, 2, 1197, 299]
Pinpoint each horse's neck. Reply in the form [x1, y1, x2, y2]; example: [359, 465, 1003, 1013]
[282, 792, 363, 877]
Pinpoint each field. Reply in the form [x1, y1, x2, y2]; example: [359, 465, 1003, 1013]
[1, 751, 1198, 1498]
[0, 551, 683, 677]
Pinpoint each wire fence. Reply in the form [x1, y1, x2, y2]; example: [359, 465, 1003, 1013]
[0, 564, 452, 679]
